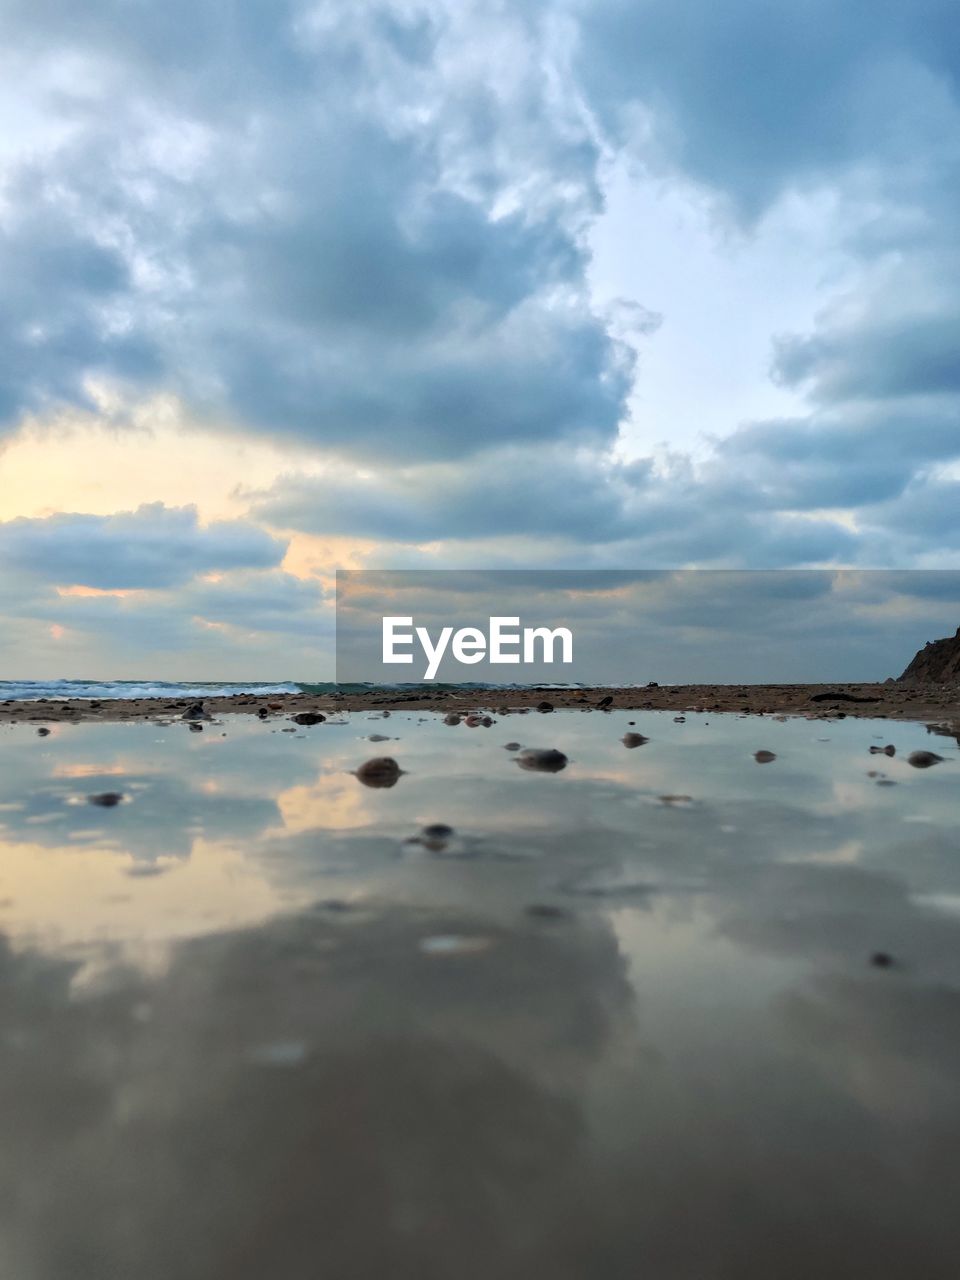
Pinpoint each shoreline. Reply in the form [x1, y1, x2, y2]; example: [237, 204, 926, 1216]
[2, 682, 959, 737]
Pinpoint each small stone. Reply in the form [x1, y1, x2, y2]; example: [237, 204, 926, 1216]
[368, 733, 391, 742]
[525, 904, 569, 920]
[443, 713, 461, 726]
[622, 733, 649, 748]
[257, 707, 269, 719]
[597, 695, 613, 709]
[754, 750, 776, 763]
[36, 727, 51, 737]
[181, 702, 208, 721]
[355, 756, 402, 788]
[88, 792, 124, 807]
[673, 716, 685, 723]
[907, 750, 944, 768]
[292, 712, 325, 726]
[870, 951, 894, 968]
[869, 744, 896, 756]
[516, 747, 568, 773]
[536, 701, 554, 713]
[421, 823, 454, 840]
[503, 742, 522, 751]
[189, 722, 203, 732]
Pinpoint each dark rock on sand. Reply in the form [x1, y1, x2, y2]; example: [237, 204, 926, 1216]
[870, 951, 895, 968]
[189, 722, 204, 732]
[536, 701, 554, 713]
[503, 742, 521, 751]
[355, 756, 402, 788]
[292, 712, 325, 726]
[516, 747, 568, 773]
[422, 823, 454, 840]
[899, 624, 960, 682]
[907, 750, 945, 768]
[754, 750, 776, 763]
[181, 702, 209, 721]
[88, 791, 124, 807]
[597, 695, 613, 709]
[622, 733, 649, 748]
[869, 744, 896, 756]
[443, 713, 461, 726]
[257, 707, 269, 719]
[525, 904, 570, 920]
[36, 727, 51, 737]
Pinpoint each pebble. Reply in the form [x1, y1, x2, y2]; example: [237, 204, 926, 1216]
[292, 712, 325, 726]
[257, 707, 269, 719]
[36, 727, 50, 737]
[443, 713, 461, 726]
[622, 733, 649, 748]
[88, 792, 124, 807]
[870, 951, 894, 968]
[536, 701, 554, 713]
[754, 750, 776, 763]
[516, 747, 568, 773]
[503, 742, 521, 751]
[367, 733, 391, 742]
[597, 696, 613, 709]
[907, 750, 945, 768]
[355, 756, 402, 788]
[189, 722, 203, 732]
[525, 904, 570, 920]
[181, 702, 209, 721]
[869, 744, 896, 756]
[421, 823, 455, 841]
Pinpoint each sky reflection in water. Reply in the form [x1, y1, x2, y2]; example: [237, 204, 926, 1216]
[0, 710, 958, 1279]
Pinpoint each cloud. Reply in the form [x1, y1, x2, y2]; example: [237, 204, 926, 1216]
[0, 503, 286, 589]
[2, 0, 960, 679]
[0, 0, 631, 459]
[575, 0, 960, 219]
[249, 445, 861, 567]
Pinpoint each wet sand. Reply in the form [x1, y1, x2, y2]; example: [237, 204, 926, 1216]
[3, 681, 959, 737]
[1, 709, 959, 1276]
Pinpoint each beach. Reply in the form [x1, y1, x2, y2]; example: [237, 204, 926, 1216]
[3, 681, 959, 736]
[1, 703, 959, 1275]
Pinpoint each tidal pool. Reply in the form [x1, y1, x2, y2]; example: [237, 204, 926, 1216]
[0, 709, 958, 1278]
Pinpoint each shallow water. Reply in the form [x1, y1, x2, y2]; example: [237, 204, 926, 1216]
[1, 709, 958, 1278]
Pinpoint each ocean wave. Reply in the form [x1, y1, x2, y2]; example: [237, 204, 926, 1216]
[0, 680, 303, 702]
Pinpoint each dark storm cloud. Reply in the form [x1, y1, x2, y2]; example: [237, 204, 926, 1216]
[0, 504, 286, 589]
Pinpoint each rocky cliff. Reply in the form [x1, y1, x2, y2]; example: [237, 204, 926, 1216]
[899, 626, 960, 682]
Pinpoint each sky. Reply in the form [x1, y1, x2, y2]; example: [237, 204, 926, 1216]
[1, 0, 960, 680]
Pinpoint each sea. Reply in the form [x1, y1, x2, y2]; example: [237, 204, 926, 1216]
[0, 679, 589, 701]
